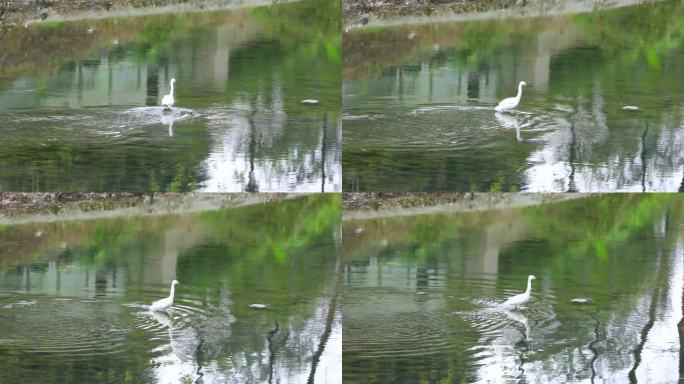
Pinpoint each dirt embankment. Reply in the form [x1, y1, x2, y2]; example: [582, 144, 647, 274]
[343, 192, 587, 220]
[0, 192, 146, 217]
[344, 0, 516, 26]
[343, 0, 661, 29]
[0, 0, 261, 30]
[0, 192, 292, 223]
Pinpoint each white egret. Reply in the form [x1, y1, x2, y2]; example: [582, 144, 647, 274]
[150, 280, 179, 311]
[161, 78, 176, 110]
[495, 81, 530, 112]
[502, 275, 536, 309]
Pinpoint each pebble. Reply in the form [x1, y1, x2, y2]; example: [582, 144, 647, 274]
[570, 297, 592, 304]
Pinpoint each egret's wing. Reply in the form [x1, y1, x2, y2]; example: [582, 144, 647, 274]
[503, 292, 523, 305]
[497, 97, 515, 109]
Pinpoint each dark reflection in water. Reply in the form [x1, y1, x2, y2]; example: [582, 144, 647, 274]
[343, 1, 684, 192]
[0, 194, 341, 383]
[343, 194, 684, 383]
[0, 0, 341, 192]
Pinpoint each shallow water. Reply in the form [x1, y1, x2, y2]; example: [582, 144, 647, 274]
[0, 0, 341, 192]
[343, 194, 684, 383]
[0, 194, 341, 383]
[343, 1, 684, 192]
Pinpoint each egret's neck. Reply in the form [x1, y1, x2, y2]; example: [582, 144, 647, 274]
[516, 84, 524, 101]
[170, 82, 175, 97]
[169, 284, 176, 300]
[525, 278, 533, 295]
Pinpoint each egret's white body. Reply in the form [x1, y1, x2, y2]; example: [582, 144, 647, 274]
[150, 280, 179, 311]
[502, 275, 536, 308]
[161, 78, 176, 110]
[495, 81, 529, 112]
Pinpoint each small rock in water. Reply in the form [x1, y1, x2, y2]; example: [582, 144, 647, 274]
[571, 297, 592, 304]
[355, 227, 364, 235]
[622, 105, 639, 111]
[250, 303, 268, 309]
[301, 99, 319, 105]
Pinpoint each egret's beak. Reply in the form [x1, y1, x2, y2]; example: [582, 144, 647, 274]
[527, 84, 534, 88]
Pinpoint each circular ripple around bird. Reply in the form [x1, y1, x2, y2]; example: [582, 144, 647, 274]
[0, 290, 232, 359]
[0, 295, 130, 358]
[344, 311, 455, 359]
[129, 292, 229, 344]
[0, 106, 198, 141]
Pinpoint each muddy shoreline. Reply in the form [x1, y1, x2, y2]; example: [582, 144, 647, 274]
[0, 0, 285, 30]
[343, 0, 663, 30]
[343, 0, 515, 27]
[0, 192, 294, 223]
[343, 192, 588, 220]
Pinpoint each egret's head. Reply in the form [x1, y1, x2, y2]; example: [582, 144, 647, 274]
[520, 81, 528, 87]
[172, 280, 180, 285]
[170, 78, 176, 84]
[528, 275, 536, 280]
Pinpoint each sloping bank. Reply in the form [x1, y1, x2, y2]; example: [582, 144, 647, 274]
[344, 0, 666, 30]
[343, 193, 587, 220]
[0, 0, 297, 29]
[0, 192, 300, 224]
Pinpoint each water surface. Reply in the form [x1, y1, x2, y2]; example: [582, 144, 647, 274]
[343, 1, 684, 192]
[343, 194, 684, 382]
[0, 194, 341, 383]
[0, 0, 341, 192]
